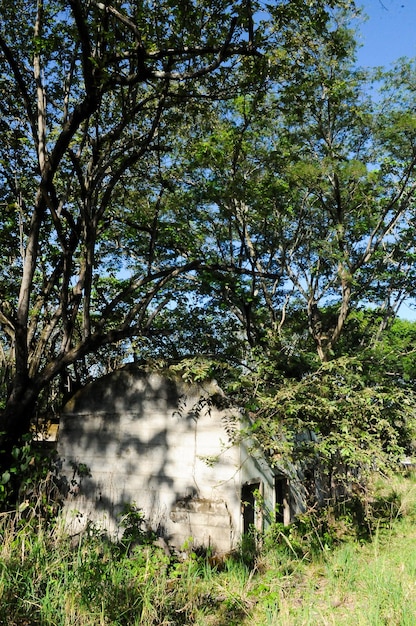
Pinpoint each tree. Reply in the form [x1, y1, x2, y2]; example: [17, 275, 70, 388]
[0, 0, 264, 475]
[228, 311, 416, 506]
[164, 12, 416, 364]
[0, 2, 365, 455]
[147, 5, 416, 493]
[0, 0, 364, 476]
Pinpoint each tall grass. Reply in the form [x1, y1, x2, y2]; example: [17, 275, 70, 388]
[0, 473, 415, 625]
[249, 472, 416, 625]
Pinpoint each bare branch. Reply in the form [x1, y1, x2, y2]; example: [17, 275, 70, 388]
[34, 0, 47, 173]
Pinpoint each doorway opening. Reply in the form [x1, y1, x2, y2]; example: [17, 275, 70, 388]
[275, 475, 289, 524]
[241, 481, 260, 534]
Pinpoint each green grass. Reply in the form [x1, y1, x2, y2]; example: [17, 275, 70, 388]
[257, 518, 416, 626]
[0, 473, 415, 625]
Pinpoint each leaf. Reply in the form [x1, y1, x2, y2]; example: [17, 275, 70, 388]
[1, 471, 10, 485]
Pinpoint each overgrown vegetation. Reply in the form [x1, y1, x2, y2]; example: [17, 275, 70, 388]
[2, 0, 416, 498]
[1, 473, 415, 625]
[0, 5, 416, 622]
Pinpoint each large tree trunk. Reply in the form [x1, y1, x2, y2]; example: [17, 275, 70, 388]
[0, 380, 40, 506]
[1, 383, 39, 441]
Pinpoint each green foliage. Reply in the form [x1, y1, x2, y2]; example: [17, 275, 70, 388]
[235, 532, 259, 570]
[0, 0, 265, 455]
[166, 20, 416, 365]
[118, 503, 156, 548]
[0, 436, 61, 516]
[230, 316, 416, 503]
[1, 0, 416, 522]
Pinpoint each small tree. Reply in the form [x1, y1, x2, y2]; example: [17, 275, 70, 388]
[233, 314, 416, 505]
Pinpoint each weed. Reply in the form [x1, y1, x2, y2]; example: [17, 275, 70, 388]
[0, 474, 415, 625]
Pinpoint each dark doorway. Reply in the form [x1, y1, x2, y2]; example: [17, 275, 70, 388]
[241, 482, 260, 534]
[275, 476, 288, 524]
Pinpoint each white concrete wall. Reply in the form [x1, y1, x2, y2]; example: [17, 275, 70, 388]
[58, 367, 277, 552]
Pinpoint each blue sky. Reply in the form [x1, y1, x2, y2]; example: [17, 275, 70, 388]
[356, 0, 416, 67]
[355, 2, 416, 320]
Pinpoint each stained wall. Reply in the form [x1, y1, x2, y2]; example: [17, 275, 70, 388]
[58, 367, 278, 551]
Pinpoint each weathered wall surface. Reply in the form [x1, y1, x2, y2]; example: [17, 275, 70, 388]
[57, 367, 277, 552]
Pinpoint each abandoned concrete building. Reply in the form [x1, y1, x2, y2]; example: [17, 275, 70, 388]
[57, 366, 305, 552]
